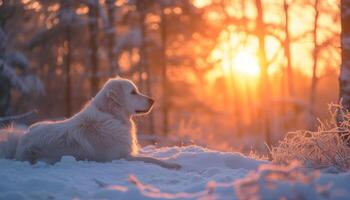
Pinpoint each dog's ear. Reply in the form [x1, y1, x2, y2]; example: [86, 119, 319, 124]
[107, 90, 123, 107]
[106, 81, 125, 107]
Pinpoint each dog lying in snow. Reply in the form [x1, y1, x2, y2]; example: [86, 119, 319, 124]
[3, 77, 180, 169]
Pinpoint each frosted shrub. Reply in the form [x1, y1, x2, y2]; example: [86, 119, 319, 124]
[271, 104, 350, 171]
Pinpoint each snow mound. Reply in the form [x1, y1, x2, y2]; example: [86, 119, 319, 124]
[236, 161, 350, 200]
[0, 145, 349, 200]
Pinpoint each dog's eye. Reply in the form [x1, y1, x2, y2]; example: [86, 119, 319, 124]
[131, 90, 137, 95]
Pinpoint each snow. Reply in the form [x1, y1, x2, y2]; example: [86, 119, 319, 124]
[0, 145, 349, 200]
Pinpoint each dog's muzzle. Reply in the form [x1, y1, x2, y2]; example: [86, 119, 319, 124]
[135, 98, 154, 114]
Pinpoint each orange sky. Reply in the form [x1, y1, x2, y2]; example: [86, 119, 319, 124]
[194, 0, 340, 85]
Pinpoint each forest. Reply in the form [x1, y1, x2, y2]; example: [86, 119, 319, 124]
[0, 0, 344, 151]
[0, 0, 350, 199]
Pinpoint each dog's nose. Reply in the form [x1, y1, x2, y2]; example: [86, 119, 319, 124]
[148, 98, 154, 106]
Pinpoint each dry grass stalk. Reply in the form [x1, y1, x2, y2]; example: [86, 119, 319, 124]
[271, 104, 350, 171]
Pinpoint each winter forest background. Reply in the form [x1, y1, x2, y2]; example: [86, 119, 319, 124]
[0, 0, 349, 154]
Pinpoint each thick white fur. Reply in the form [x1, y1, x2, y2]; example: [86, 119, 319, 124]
[9, 77, 180, 169]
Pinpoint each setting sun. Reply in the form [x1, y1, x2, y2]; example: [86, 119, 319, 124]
[232, 51, 260, 77]
[1, 0, 348, 198]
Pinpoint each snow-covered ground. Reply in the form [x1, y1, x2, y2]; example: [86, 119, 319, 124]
[0, 145, 349, 200]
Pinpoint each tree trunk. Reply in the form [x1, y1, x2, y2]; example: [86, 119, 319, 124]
[310, 0, 319, 107]
[340, 0, 350, 110]
[283, 0, 294, 97]
[105, 0, 117, 76]
[0, 26, 10, 117]
[137, 0, 155, 135]
[59, 1, 73, 117]
[244, 79, 255, 125]
[65, 26, 72, 117]
[255, 0, 271, 148]
[88, 1, 100, 96]
[160, 8, 169, 136]
[228, 31, 242, 136]
[309, 0, 320, 129]
[338, 0, 350, 136]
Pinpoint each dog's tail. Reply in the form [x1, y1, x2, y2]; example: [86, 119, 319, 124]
[0, 126, 25, 159]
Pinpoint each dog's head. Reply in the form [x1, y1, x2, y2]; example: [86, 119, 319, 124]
[93, 77, 154, 117]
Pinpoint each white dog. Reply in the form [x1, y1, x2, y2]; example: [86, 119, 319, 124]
[5, 77, 180, 169]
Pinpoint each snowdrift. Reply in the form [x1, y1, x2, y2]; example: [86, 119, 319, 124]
[0, 145, 349, 200]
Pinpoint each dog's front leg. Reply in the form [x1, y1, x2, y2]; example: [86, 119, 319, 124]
[126, 155, 181, 170]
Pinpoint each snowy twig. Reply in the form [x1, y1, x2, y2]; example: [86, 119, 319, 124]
[0, 110, 38, 122]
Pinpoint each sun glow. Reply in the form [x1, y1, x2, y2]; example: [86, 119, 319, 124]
[206, 49, 261, 85]
[206, 26, 263, 84]
[218, 50, 261, 78]
[232, 51, 260, 77]
[192, 0, 211, 8]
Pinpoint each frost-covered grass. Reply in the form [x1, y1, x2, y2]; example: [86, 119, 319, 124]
[271, 104, 350, 171]
[0, 145, 350, 200]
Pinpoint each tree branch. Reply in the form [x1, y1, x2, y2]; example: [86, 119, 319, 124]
[0, 110, 37, 122]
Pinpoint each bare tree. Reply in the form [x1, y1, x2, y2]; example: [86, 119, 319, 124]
[338, 0, 350, 134]
[340, 0, 350, 110]
[105, 0, 117, 76]
[255, 0, 272, 147]
[61, 1, 73, 117]
[160, 7, 169, 136]
[310, 0, 320, 111]
[88, 0, 100, 95]
[136, 0, 154, 134]
[283, 0, 295, 98]
[64, 23, 72, 117]
[228, 31, 242, 136]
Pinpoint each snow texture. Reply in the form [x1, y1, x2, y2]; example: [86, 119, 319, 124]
[0, 145, 349, 200]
